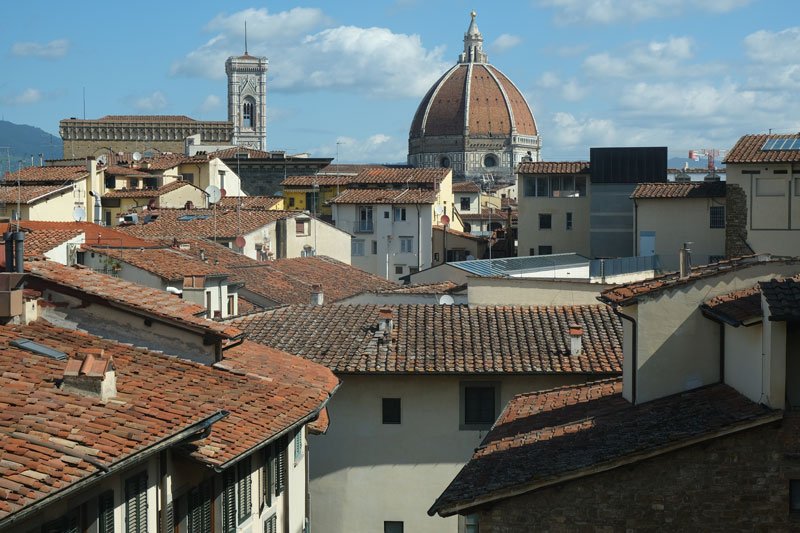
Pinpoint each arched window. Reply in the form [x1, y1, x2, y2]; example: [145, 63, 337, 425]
[242, 98, 255, 129]
[440, 156, 451, 168]
[483, 154, 498, 168]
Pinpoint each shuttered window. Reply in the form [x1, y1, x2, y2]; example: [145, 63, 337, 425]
[262, 445, 274, 509]
[294, 429, 303, 465]
[125, 471, 148, 533]
[222, 470, 236, 533]
[187, 480, 213, 533]
[41, 510, 79, 533]
[237, 458, 252, 524]
[264, 514, 277, 533]
[98, 490, 114, 533]
[275, 437, 288, 496]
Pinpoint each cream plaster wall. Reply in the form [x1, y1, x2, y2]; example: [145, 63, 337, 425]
[285, 218, 351, 264]
[517, 194, 591, 257]
[26, 189, 78, 222]
[724, 323, 764, 404]
[467, 277, 612, 306]
[308, 373, 598, 533]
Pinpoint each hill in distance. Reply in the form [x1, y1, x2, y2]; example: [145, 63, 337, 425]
[0, 120, 61, 173]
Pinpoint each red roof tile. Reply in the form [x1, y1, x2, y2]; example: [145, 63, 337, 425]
[117, 208, 299, 240]
[216, 196, 283, 210]
[0, 221, 154, 249]
[452, 181, 482, 193]
[759, 275, 800, 321]
[3, 166, 88, 184]
[103, 165, 153, 177]
[701, 285, 763, 326]
[230, 304, 622, 374]
[83, 246, 229, 281]
[102, 180, 195, 199]
[517, 162, 590, 175]
[0, 184, 73, 204]
[376, 281, 463, 295]
[330, 188, 438, 204]
[430, 379, 778, 516]
[433, 225, 487, 241]
[725, 134, 800, 163]
[631, 181, 725, 199]
[281, 175, 354, 187]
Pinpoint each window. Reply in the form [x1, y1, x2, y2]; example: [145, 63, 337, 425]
[795, 177, 800, 196]
[384, 521, 404, 533]
[105, 176, 116, 189]
[484, 154, 497, 167]
[791, 480, 800, 512]
[223, 459, 251, 531]
[400, 236, 413, 253]
[709, 206, 725, 228]
[125, 471, 148, 533]
[296, 219, 309, 236]
[264, 515, 277, 533]
[187, 480, 213, 533]
[440, 157, 451, 168]
[237, 458, 252, 523]
[183, 173, 194, 185]
[462, 514, 479, 533]
[243, 99, 254, 128]
[529, 248, 536, 256]
[42, 510, 81, 533]
[536, 176, 549, 197]
[395, 265, 404, 275]
[460, 382, 499, 430]
[394, 207, 407, 221]
[384, 210, 390, 219]
[460, 197, 471, 211]
[538, 245, 553, 255]
[275, 437, 288, 496]
[358, 206, 374, 232]
[539, 213, 552, 229]
[446, 249, 468, 262]
[372, 240, 378, 254]
[566, 212, 573, 230]
[351, 239, 365, 257]
[144, 177, 158, 189]
[227, 294, 235, 317]
[294, 429, 303, 465]
[756, 177, 786, 197]
[383, 398, 401, 424]
[288, 197, 295, 207]
[129, 178, 139, 189]
[98, 490, 114, 533]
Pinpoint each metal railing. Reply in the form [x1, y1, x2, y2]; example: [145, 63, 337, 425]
[353, 221, 374, 233]
[590, 255, 661, 278]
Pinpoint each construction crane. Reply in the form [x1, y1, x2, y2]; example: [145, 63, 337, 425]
[688, 148, 727, 180]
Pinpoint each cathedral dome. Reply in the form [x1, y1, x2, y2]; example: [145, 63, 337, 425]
[408, 12, 540, 180]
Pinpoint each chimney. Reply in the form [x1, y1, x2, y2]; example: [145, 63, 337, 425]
[679, 242, 692, 278]
[0, 272, 25, 322]
[378, 307, 393, 336]
[61, 349, 116, 401]
[311, 284, 324, 305]
[13, 232, 24, 273]
[568, 323, 583, 357]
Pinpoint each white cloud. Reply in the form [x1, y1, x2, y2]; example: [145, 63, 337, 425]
[549, 112, 619, 149]
[198, 94, 221, 113]
[131, 91, 168, 112]
[11, 39, 69, 58]
[171, 8, 448, 98]
[538, 0, 751, 24]
[491, 34, 522, 53]
[583, 36, 694, 78]
[744, 27, 800, 64]
[535, 73, 586, 101]
[312, 134, 406, 164]
[1, 88, 43, 105]
[562, 80, 587, 101]
[537, 72, 561, 89]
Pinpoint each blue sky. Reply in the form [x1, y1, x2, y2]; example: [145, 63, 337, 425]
[1, 0, 798, 163]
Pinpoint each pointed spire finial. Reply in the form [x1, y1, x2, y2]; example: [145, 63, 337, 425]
[459, 10, 488, 64]
[244, 20, 248, 55]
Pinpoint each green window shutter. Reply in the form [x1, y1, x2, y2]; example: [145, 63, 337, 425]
[263, 445, 273, 508]
[164, 502, 174, 533]
[125, 472, 148, 533]
[237, 458, 252, 524]
[275, 437, 287, 496]
[98, 490, 114, 533]
[222, 469, 237, 533]
[264, 514, 277, 533]
[187, 481, 212, 533]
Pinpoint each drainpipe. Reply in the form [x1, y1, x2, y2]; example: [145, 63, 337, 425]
[4, 232, 13, 273]
[416, 204, 421, 272]
[13, 231, 24, 273]
[611, 305, 638, 404]
[89, 191, 102, 226]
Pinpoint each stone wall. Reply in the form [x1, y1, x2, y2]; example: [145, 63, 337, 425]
[476, 414, 800, 532]
[726, 183, 753, 258]
[62, 139, 186, 158]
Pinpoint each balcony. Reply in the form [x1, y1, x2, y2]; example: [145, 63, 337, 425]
[353, 221, 374, 234]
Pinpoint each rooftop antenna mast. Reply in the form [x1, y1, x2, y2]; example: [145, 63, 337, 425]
[244, 21, 248, 54]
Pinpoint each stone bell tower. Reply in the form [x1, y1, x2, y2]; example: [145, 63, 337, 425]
[225, 46, 268, 150]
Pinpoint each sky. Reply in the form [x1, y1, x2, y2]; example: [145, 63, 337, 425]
[1, 0, 798, 164]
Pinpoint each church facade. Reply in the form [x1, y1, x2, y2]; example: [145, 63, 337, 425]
[408, 12, 541, 182]
[60, 51, 268, 158]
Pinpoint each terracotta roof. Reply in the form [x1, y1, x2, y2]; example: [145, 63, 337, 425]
[516, 161, 590, 174]
[25, 260, 240, 339]
[700, 285, 763, 326]
[330, 188, 438, 205]
[434, 225, 488, 242]
[377, 281, 464, 295]
[760, 275, 800, 321]
[103, 165, 153, 177]
[725, 134, 800, 163]
[3, 166, 88, 184]
[353, 167, 450, 184]
[230, 304, 622, 375]
[211, 146, 281, 160]
[599, 255, 781, 306]
[460, 208, 517, 222]
[157, 238, 396, 304]
[117, 208, 298, 240]
[0, 184, 73, 204]
[429, 379, 778, 516]
[0, 226, 82, 260]
[83, 246, 229, 281]
[0, 221, 154, 249]
[93, 115, 208, 123]
[318, 164, 386, 175]
[0, 320, 337, 522]
[102, 180, 194, 199]
[281, 175, 353, 187]
[452, 181, 482, 193]
[216, 196, 283, 210]
[631, 181, 726, 199]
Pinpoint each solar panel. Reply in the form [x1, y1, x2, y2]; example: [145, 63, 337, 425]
[762, 137, 800, 151]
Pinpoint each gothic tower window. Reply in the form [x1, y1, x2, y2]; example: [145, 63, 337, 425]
[243, 98, 255, 129]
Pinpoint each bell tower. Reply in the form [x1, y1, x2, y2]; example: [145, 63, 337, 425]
[226, 48, 268, 150]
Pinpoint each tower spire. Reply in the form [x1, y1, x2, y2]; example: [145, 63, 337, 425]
[459, 10, 487, 63]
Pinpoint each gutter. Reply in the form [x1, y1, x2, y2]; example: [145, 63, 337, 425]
[0, 410, 229, 530]
[611, 303, 637, 405]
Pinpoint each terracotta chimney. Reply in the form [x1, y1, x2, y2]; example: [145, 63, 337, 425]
[311, 284, 324, 306]
[378, 307, 393, 335]
[679, 242, 692, 279]
[568, 323, 583, 357]
[61, 348, 116, 401]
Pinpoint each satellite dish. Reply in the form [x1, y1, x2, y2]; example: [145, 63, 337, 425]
[234, 235, 246, 248]
[72, 206, 86, 222]
[438, 295, 455, 305]
[219, 188, 227, 199]
[205, 185, 222, 204]
[97, 154, 108, 166]
[434, 205, 444, 216]
[132, 152, 142, 162]
[440, 214, 450, 226]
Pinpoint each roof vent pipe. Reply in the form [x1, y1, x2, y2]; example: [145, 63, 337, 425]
[89, 191, 102, 226]
[13, 232, 24, 274]
[568, 323, 583, 356]
[679, 242, 692, 279]
[4, 232, 14, 273]
[311, 284, 324, 306]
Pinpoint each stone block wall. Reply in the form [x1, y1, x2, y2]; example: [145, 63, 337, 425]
[476, 415, 800, 532]
[726, 183, 753, 258]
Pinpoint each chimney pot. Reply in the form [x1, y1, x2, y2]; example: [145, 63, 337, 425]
[679, 242, 692, 279]
[61, 350, 116, 401]
[311, 284, 324, 305]
[378, 307, 394, 335]
[568, 322, 583, 357]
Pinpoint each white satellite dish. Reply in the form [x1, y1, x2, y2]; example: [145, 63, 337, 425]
[205, 185, 222, 204]
[72, 206, 86, 222]
[434, 205, 444, 216]
[97, 154, 108, 166]
[132, 152, 142, 162]
[438, 295, 455, 305]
